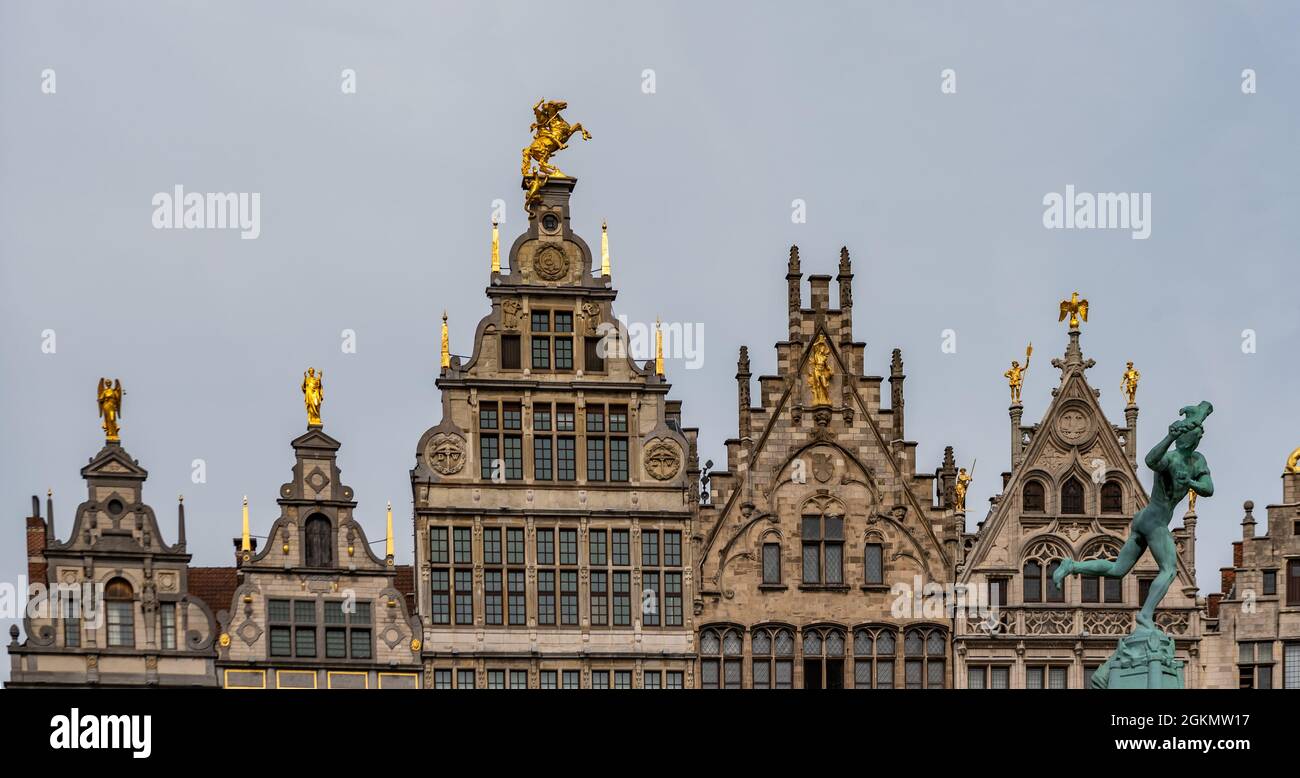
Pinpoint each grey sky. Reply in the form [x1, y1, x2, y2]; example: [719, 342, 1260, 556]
[3, 1, 1297, 683]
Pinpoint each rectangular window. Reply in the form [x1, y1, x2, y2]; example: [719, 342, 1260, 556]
[510, 670, 528, 689]
[642, 530, 659, 567]
[555, 337, 572, 370]
[664, 531, 682, 567]
[508, 570, 527, 625]
[557, 437, 576, 481]
[488, 670, 505, 690]
[989, 578, 1009, 607]
[589, 530, 607, 565]
[536, 528, 554, 565]
[455, 570, 474, 625]
[587, 438, 605, 481]
[430, 527, 449, 564]
[590, 571, 608, 626]
[560, 571, 579, 625]
[501, 334, 521, 370]
[644, 671, 662, 689]
[480, 435, 498, 479]
[642, 571, 660, 627]
[762, 543, 781, 584]
[664, 572, 683, 626]
[592, 670, 610, 690]
[864, 543, 883, 585]
[485, 572, 503, 625]
[614, 670, 632, 690]
[534, 437, 553, 480]
[160, 602, 176, 650]
[1263, 570, 1277, 596]
[584, 337, 605, 372]
[457, 669, 475, 689]
[1287, 560, 1300, 605]
[609, 439, 629, 481]
[563, 670, 580, 689]
[534, 405, 552, 431]
[506, 528, 525, 564]
[559, 529, 578, 565]
[453, 527, 472, 564]
[1285, 643, 1300, 690]
[540, 670, 557, 689]
[484, 529, 501, 565]
[613, 571, 631, 626]
[430, 569, 450, 625]
[434, 669, 452, 689]
[612, 530, 630, 566]
[503, 435, 523, 480]
[538, 571, 556, 625]
[666, 671, 684, 690]
[106, 601, 135, 648]
[531, 336, 550, 369]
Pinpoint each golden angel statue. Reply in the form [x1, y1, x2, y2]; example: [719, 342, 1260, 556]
[1121, 361, 1141, 405]
[302, 368, 324, 426]
[97, 378, 124, 441]
[954, 466, 974, 512]
[807, 334, 833, 406]
[1004, 343, 1032, 404]
[521, 98, 591, 214]
[1058, 291, 1089, 329]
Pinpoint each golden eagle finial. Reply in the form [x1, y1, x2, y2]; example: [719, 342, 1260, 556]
[1058, 292, 1089, 329]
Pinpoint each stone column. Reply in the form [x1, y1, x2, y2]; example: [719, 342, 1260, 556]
[1124, 404, 1139, 466]
[1009, 404, 1024, 468]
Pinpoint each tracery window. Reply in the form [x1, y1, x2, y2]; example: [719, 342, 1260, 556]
[1023, 540, 1066, 603]
[1022, 480, 1046, 513]
[802, 627, 845, 690]
[853, 626, 896, 689]
[700, 627, 743, 689]
[1081, 541, 1123, 603]
[903, 626, 946, 689]
[1101, 480, 1123, 513]
[751, 627, 794, 689]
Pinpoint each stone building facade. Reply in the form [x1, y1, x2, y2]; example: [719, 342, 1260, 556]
[956, 324, 1206, 688]
[692, 246, 963, 689]
[7, 441, 220, 687]
[1200, 463, 1300, 688]
[408, 177, 699, 689]
[213, 424, 423, 689]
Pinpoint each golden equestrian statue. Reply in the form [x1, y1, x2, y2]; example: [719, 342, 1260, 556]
[1121, 361, 1141, 405]
[521, 98, 591, 214]
[302, 368, 324, 426]
[1287, 446, 1300, 473]
[1004, 343, 1032, 404]
[807, 334, 833, 406]
[96, 378, 124, 441]
[1058, 291, 1089, 328]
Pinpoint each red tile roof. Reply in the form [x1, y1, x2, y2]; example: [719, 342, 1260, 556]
[189, 566, 238, 616]
[394, 565, 416, 613]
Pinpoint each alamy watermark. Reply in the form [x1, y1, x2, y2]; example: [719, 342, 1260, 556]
[1042, 185, 1150, 240]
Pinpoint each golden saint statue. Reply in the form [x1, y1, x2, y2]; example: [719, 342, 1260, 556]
[1004, 343, 1032, 404]
[807, 334, 833, 406]
[521, 98, 591, 214]
[1120, 361, 1141, 405]
[96, 378, 124, 441]
[1058, 291, 1089, 329]
[302, 368, 324, 426]
[954, 466, 973, 512]
[1187, 488, 1197, 513]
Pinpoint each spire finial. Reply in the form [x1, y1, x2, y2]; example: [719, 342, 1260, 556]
[385, 500, 394, 564]
[440, 311, 450, 370]
[490, 220, 500, 274]
[655, 317, 664, 377]
[600, 220, 610, 277]
[240, 496, 251, 562]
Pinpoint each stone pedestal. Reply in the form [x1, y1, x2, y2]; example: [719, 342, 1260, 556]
[1091, 628, 1183, 689]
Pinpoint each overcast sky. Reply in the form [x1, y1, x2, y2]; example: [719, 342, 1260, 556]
[3, 1, 1297, 683]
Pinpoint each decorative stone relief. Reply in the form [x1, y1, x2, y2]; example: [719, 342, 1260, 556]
[425, 432, 467, 475]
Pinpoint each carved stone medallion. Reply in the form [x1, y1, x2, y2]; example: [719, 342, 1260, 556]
[533, 245, 570, 282]
[426, 432, 466, 475]
[644, 440, 682, 481]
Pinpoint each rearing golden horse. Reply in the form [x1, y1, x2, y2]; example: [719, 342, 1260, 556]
[522, 99, 591, 214]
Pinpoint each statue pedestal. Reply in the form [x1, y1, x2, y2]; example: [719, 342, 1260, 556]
[1092, 627, 1183, 689]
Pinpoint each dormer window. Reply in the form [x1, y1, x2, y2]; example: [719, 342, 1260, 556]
[304, 514, 333, 567]
[105, 578, 135, 648]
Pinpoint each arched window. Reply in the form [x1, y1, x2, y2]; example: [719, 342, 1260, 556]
[801, 509, 844, 585]
[1061, 478, 1085, 515]
[802, 627, 845, 690]
[104, 578, 135, 648]
[700, 627, 742, 689]
[1023, 540, 1066, 603]
[1022, 481, 1046, 513]
[853, 626, 897, 689]
[304, 514, 334, 568]
[863, 540, 885, 586]
[903, 626, 946, 689]
[1081, 542, 1123, 603]
[1101, 481, 1123, 513]
[761, 541, 781, 584]
[751, 627, 794, 689]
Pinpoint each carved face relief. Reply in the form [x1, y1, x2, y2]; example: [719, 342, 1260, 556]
[533, 245, 570, 282]
[426, 432, 467, 475]
[644, 440, 682, 481]
[1056, 408, 1089, 444]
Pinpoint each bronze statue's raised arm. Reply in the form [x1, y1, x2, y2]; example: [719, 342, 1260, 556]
[1144, 428, 1179, 470]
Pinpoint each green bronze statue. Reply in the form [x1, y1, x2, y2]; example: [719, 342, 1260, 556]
[1053, 401, 1214, 688]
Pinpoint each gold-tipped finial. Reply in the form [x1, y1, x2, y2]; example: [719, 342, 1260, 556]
[96, 378, 124, 442]
[440, 312, 450, 369]
[600, 220, 611, 277]
[655, 317, 664, 377]
[1058, 291, 1089, 329]
[1121, 361, 1141, 405]
[490, 220, 500, 274]
[1287, 446, 1300, 473]
[301, 368, 323, 427]
[385, 500, 395, 563]
[240, 496, 251, 561]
